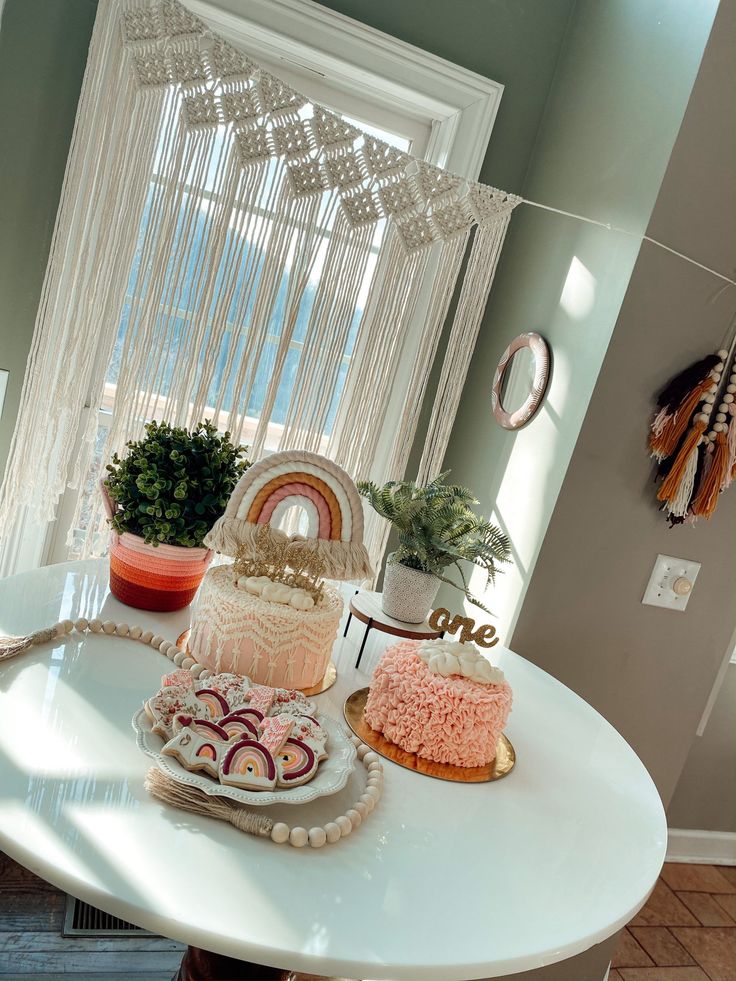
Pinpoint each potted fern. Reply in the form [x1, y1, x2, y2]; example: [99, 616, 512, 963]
[357, 473, 511, 623]
[102, 420, 249, 611]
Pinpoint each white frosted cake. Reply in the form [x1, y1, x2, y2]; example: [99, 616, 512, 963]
[189, 565, 342, 689]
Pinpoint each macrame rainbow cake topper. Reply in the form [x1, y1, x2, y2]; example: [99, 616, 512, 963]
[204, 450, 373, 580]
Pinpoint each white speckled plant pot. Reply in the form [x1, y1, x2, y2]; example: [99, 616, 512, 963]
[382, 557, 441, 624]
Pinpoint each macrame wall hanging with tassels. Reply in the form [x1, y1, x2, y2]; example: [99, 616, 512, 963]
[649, 322, 736, 525]
[0, 0, 520, 579]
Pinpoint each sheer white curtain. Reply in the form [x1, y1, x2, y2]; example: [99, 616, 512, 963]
[0, 0, 519, 577]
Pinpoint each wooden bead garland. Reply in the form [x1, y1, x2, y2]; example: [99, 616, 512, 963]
[0, 616, 384, 847]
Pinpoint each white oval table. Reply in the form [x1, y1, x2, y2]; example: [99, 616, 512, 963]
[0, 560, 667, 980]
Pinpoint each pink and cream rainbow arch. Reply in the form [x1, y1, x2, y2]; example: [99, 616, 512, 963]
[204, 450, 373, 580]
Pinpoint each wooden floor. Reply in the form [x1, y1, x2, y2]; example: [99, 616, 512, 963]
[0, 851, 184, 979]
[611, 863, 736, 981]
[2, 851, 735, 980]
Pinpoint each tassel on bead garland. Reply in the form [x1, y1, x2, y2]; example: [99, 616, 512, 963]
[145, 767, 273, 837]
[691, 431, 730, 517]
[723, 410, 736, 490]
[0, 626, 59, 661]
[657, 421, 706, 517]
[650, 372, 718, 461]
[650, 342, 736, 523]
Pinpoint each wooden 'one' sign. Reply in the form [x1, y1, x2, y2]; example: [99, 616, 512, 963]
[428, 608, 498, 648]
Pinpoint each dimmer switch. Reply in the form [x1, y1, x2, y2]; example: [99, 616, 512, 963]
[642, 554, 701, 611]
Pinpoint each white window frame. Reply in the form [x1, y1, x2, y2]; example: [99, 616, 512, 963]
[188, 0, 503, 180]
[37, 0, 503, 569]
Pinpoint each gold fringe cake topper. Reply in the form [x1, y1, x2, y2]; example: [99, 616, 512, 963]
[233, 525, 327, 603]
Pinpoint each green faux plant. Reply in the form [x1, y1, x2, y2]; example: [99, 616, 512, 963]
[357, 472, 511, 614]
[104, 420, 249, 548]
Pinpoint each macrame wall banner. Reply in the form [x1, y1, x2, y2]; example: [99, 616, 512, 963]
[0, 0, 520, 577]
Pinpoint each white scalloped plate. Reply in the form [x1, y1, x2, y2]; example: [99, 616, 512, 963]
[132, 708, 356, 806]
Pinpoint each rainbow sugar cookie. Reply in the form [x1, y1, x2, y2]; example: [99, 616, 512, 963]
[162, 715, 232, 779]
[219, 739, 277, 790]
[276, 737, 319, 787]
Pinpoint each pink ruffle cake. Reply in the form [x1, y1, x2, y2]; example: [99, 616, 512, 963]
[364, 640, 512, 767]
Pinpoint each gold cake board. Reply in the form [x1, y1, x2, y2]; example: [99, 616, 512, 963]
[343, 687, 516, 783]
[175, 629, 338, 696]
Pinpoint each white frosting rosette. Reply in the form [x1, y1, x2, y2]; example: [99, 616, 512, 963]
[237, 575, 315, 610]
[417, 638, 506, 685]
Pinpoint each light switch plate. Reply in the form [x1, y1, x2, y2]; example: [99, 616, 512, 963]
[642, 554, 701, 611]
[0, 369, 7, 420]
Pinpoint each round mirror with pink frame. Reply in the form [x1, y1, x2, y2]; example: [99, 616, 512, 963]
[491, 332, 550, 430]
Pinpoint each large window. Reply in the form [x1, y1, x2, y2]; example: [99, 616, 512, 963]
[37, 0, 502, 568]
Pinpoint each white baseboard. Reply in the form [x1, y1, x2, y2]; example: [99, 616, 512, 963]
[667, 828, 736, 865]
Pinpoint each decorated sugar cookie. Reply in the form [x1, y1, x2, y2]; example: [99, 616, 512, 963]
[145, 686, 202, 739]
[162, 720, 229, 779]
[230, 706, 264, 726]
[162, 669, 194, 689]
[245, 685, 275, 715]
[172, 714, 230, 741]
[276, 737, 318, 787]
[290, 716, 328, 759]
[290, 714, 325, 741]
[259, 714, 294, 755]
[204, 450, 373, 580]
[220, 739, 277, 790]
[268, 690, 316, 717]
[199, 673, 250, 706]
[219, 713, 259, 740]
[195, 688, 230, 719]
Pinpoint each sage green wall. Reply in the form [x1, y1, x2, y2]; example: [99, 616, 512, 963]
[313, 0, 576, 193]
[0, 0, 96, 483]
[0, 0, 577, 491]
[436, 0, 719, 638]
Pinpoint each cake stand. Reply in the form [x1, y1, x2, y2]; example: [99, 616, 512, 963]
[343, 686, 515, 783]
[344, 589, 444, 667]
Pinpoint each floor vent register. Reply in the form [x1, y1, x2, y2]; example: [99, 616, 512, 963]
[63, 894, 156, 937]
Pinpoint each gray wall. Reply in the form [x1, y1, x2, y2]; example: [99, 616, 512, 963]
[436, 0, 718, 636]
[511, 0, 736, 806]
[0, 0, 96, 483]
[668, 664, 736, 833]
